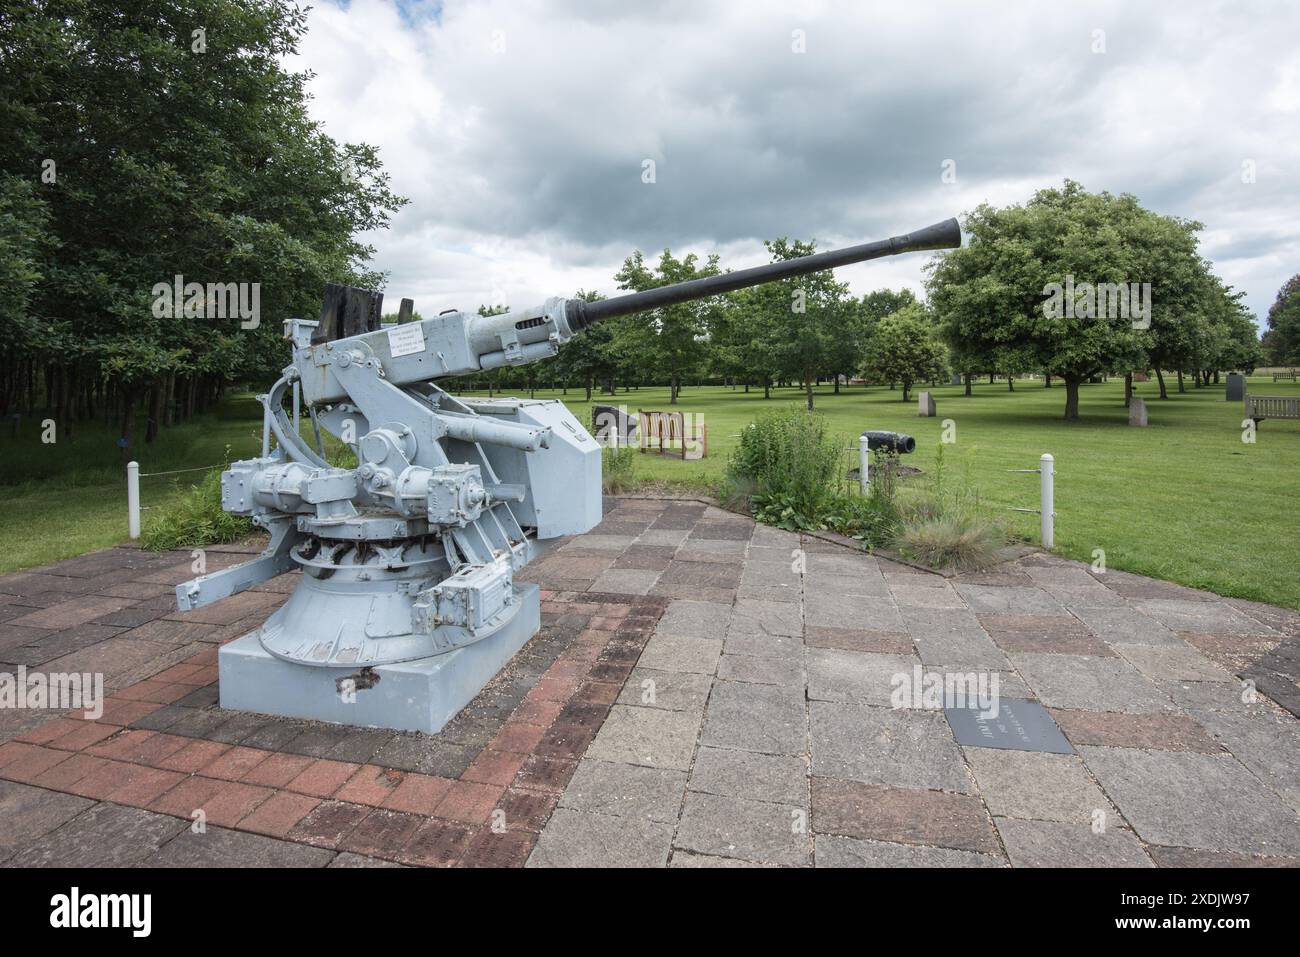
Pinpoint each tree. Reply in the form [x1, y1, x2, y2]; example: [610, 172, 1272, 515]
[613, 248, 721, 404]
[1265, 275, 1300, 366]
[862, 304, 948, 402]
[747, 237, 850, 410]
[0, 0, 407, 445]
[929, 181, 1211, 419]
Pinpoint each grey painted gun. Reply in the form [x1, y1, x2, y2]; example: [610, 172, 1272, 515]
[174, 217, 959, 732]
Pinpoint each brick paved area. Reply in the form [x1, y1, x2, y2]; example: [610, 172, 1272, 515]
[0, 496, 1297, 867]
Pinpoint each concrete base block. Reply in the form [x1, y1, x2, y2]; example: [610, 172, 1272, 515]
[217, 583, 541, 734]
[918, 391, 937, 417]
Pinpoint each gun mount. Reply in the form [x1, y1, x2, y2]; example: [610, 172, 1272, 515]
[178, 217, 960, 732]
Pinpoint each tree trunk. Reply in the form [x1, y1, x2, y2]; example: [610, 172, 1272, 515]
[964, 373, 972, 397]
[833, 373, 840, 395]
[1124, 373, 1133, 408]
[804, 369, 815, 411]
[1177, 370, 1185, 393]
[1155, 368, 1168, 399]
[1007, 375, 1014, 392]
[1063, 377, 1081, 420]
[120, 388, 138, 451]
[670, 373, 680, 405]
[901, 379, 912, 402]
[989, 372, 995, 385]
[763, 378, 771, 400]
[145, 381, 163, 443]
[1044, 373, 1051, 388]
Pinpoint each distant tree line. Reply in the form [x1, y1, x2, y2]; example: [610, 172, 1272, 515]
[456, 182, 1266, 421]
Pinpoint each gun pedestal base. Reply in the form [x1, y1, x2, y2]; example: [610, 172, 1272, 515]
[216, 583, 540, 734]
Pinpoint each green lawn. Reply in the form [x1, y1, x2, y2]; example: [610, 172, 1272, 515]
[3, 376, 1298, 609]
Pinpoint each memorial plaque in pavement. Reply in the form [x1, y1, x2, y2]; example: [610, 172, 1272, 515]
[945, 697, 1073, 754]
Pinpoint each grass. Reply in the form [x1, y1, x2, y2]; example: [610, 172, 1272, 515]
[2, 375, 1297, 608]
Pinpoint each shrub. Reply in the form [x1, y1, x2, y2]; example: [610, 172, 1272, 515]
[730, 408, 843, 527]
[602, 445, 637, 494]
[140, 467, 254, 551]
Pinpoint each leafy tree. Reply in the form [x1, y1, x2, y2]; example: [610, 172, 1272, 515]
[1265, 274, 1300, 366]
[929, 181, 1211, 419]
[613, 248, 721, 404]
[0, 0, 406, 446]
[862, 304, 948, 402]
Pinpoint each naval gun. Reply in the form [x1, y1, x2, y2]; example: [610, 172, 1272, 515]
[176, 217, 961, 732]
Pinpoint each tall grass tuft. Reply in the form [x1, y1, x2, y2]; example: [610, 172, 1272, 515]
[140, 467, 254, 551]
[602, 445, 637, 494]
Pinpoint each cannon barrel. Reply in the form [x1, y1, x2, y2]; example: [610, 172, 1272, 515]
[862, 430, 916, 454]
[564, 217, 961, 331]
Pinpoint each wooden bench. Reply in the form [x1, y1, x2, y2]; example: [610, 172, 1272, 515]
[1272, 371, 1297, 382]
[1246, 394, 1300, 425]
[638, 409, 707, 460]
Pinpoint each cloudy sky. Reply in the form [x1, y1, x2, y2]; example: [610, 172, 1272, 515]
[292, 0, 1300, 327]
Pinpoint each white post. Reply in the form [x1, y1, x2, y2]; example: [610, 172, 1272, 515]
[859, 434, 871, 495]
[1040, 453, 1054, 549]
[127, 460, 141, 540]
[293, 380, 301, 434]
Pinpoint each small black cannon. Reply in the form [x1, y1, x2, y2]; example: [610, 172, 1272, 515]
[861, 430, 916, 454]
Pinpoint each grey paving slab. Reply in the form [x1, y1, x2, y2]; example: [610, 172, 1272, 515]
[0, 781, 92, 863]
[1041, 583, 1127, 608]
[806, 649, 919, 706]
[636, 528, 690, 547]
[716, 652, 805, 688]
[328, 852, 407, 867]
[912, 629, 1012, 672]
[1114, 643, 1234, 682]
[528, 807, 674, 867]
[1135, 599, 1270, 635]
[656, 600, 734, 639]
[560, 759, 687, 822]
[889, 583, 967, 609]
[1190, 707, 1300, 812]
[701, 679, 806, 756]
[965, 748, 1112, 823]
[1011, 653, 1176, 713]
[148, 826, 334, 867]
[669, 851, 765, 867]
[804, 593, 904, 632]
[954, 584, 1068, 615]
[803, 572, 891, 599]
[729, 598, 803, 637]
[637, 632, 723, 675]
[617, 667, 713, 713]
[810, 701, 971, 793]
[8, 802, 185, 867]
[586, 705, 702, 770]
[589, 568, 661, 595]
[814, 834, 1004, 868]
[674, 791, 809, 866]
[1071, 606, 1182, 646]
[688, 746, 808, 806]
[723, 630, 804, 660]
[1160, 679, 1259, 713]
[995, 819, 1154, 867]
[1079, 745, 1300, 856]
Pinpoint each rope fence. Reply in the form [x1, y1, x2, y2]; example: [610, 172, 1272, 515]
[126, 460, 226, 538]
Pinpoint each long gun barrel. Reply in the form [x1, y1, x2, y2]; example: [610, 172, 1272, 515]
[563, 217, 962, 330]
[292, 216, 961, 398]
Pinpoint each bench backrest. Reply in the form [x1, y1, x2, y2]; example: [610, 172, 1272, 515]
[1246, 395, 1300, 418]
